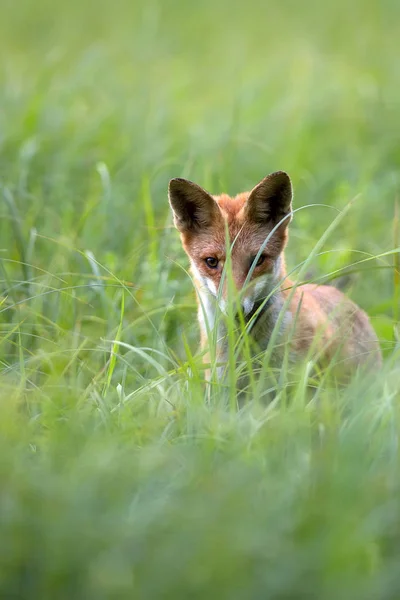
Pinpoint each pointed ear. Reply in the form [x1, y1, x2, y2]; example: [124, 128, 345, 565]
[168, 178, 218, 233]
[245, 171, 293, 228]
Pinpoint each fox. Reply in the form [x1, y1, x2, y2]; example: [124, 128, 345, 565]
[168, 171, 382, 383]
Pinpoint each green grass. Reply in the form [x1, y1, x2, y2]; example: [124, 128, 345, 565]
[0, 0, 400, 597]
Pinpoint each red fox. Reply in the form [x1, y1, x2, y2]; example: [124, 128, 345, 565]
[168, 171, 382, 379]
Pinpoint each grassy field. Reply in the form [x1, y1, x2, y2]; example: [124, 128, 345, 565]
[0, 0, 399, 597]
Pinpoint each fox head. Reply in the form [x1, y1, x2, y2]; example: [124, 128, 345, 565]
[168, 171, 293, 316]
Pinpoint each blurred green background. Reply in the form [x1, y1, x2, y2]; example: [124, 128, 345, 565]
[0, 0, 399, 598]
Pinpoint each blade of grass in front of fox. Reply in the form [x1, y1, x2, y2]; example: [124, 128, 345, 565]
[216, 219, 246, 307]
[279, 288, 305, 404]
[255, 196, 359, 398]
[237, 202, 350, 356]
[219, 220, 271, 399]
[193, 222, 236, 386]
[307, 284, 380, 374]
[243, 203, 340, 289]
[233, 244, 369, 365]
[281, 247, 400, 360]
[211, 223, 244, 383]
[228, 223, 260, 400]
[234, 203, 343, 373]
[295, 248, 400, 288]
[277, 278, 360, 389]
[245, 247, 398, 300]
[235, 307, 259, 402]
[224, 223, 240, 410]
[225, 224, 260, 401]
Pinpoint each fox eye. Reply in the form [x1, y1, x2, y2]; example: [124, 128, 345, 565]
[250, 254, 266, 267]
[205, 257, 219, 269]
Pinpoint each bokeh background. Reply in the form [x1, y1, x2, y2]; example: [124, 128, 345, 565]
[0, 0, 399, 598]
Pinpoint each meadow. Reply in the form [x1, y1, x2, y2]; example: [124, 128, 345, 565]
[0, 0, 399, 597]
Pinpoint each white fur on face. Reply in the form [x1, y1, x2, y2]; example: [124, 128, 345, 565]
[205, 278, 217, 296]
[191, 261, 218, 330]
[190, 262, 205, 285]
[191, 260, 276, 320]
[218, 298, 228, 315]
[197, 287, 216, 330]
[242, 297, 254, 315]
[241, 274, 272, 315]
[206, 279, 229, 316]
[191, 263, 217, 296]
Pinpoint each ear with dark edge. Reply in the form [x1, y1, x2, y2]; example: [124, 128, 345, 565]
[168, 178, 218, 232]
[245, 171, 293, 227]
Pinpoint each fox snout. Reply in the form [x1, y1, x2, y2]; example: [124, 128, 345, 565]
[200, 269, 273, 317]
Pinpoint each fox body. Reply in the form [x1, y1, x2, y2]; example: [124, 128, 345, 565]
[168, 171, 382, 378]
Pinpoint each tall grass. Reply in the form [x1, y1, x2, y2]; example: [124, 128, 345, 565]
[0, 0, 399, 597]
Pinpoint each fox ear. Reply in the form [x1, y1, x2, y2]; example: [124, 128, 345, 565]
[168, 178, 218, 232]
[246, 171, 293, 228]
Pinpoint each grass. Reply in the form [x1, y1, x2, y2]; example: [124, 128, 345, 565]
[0, 0, 400, 597]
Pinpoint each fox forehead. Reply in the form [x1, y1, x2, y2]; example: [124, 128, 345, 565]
[181, 192, 283, 259]
[214, 192, 249, 219]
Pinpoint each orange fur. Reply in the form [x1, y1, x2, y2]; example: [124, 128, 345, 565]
[168, 172, 382, 380]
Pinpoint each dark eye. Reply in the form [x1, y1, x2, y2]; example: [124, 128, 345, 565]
[250, 254, 266, 267]
[205, 257, 219, 269]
